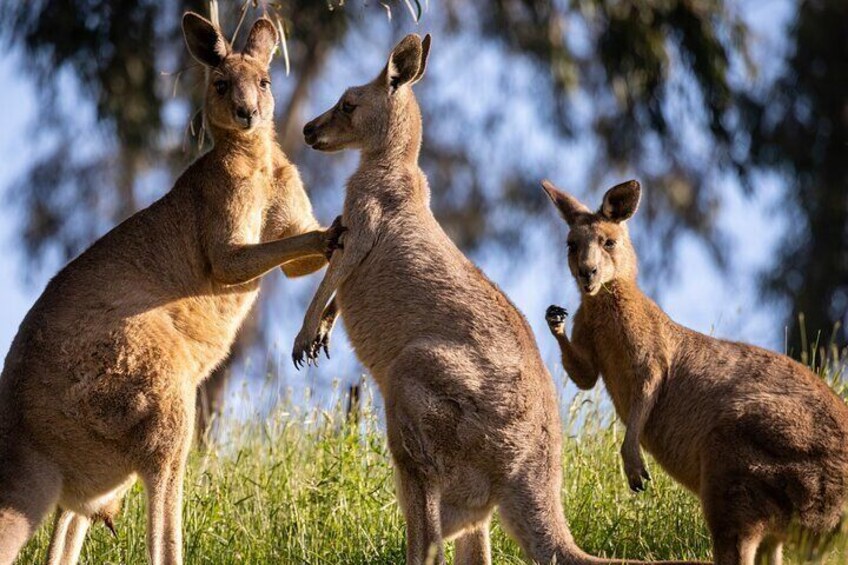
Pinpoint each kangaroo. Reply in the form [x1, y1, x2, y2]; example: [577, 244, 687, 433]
[542, 179, 848, 565]
[293, 34, 704, 565]
[0, 13, 341, 565]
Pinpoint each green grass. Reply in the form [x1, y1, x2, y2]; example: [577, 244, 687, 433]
[16, 382, 848, 564]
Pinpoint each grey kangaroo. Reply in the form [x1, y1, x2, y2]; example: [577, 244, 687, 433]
[294, 34, 706, 565]
[543, 178, 848, 565]
[0, 14, 340, 565]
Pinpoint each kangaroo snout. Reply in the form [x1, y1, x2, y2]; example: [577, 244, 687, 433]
[577, 265, 599, 293]
[235, 105, 258, 128]
[303, 121, 318, 145]
[578, 266, 597, 280]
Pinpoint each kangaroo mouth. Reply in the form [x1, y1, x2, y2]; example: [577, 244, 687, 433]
[235, 115, 260, 131]
[581, 282, 600, 295]
[307, 139, 335, 152]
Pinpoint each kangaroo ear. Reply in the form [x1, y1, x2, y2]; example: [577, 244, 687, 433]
[385, 34, 424, 92]
[542, 180, 591, 225]
[410, 34, 431, 85]
[183, 12, 229, 68]
[244, 18, 278, 66]
[600, 180, 641, 223]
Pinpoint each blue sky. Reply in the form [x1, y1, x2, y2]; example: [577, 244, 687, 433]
[0, 1, 795, 409]
[0, 54, 39, 354]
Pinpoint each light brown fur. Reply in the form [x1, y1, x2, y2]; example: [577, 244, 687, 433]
[0, 14, 339, 565]
[543, 179, 848, 565]
[294, 35, 704, 565]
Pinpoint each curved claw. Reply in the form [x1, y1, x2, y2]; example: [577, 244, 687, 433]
[628, 467, 651, 493]
[292, 350, 305, 370]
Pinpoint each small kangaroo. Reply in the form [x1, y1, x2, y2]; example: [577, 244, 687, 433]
[294, 34, 704, 565]
[0, 13, 340, 565]
[543, 179, 848, 565]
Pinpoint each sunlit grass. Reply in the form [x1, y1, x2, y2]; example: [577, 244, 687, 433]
[16, 375, 848, 564]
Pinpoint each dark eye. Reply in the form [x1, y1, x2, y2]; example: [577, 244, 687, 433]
[214, 80, 228, 95]
[604, 238, 616, 249]
[566, 241, 576, 253]
[260, 78, 271, 90]
[341, 100, 356, 114]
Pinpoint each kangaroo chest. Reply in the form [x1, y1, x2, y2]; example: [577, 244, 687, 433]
[581, 301, 649, 421]
[169, 170, 278, 377]
[335, 198, 468, 380]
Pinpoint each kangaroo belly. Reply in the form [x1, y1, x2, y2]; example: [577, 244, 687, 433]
[11, 284, 258, 473]
[161, 288, 260, 380]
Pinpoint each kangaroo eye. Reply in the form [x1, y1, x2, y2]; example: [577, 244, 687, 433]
[214, 80, 228, 95]
[566, 241, 576, 253]
[260, 78, 271, 90]
[604, 239, 616, 249]
[341, 101, 356, 114]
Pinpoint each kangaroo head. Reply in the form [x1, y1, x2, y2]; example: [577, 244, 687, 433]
[303, 33, 431, 156]
[543, 179, 641, 296]
[182, 12, 278, 136]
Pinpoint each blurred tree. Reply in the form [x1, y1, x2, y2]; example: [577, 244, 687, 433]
[432, 0, 751, 272]
[740, 0, 848, 350]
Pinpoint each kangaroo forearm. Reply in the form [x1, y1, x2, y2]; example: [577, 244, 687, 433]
[556, 336, 598, 389]
[300, 247, 359, 336]
[301, 264, 344, 335]
[321, 296, 340, 326]
[211, 231, 325, 285]
[281, 255, 328, 278]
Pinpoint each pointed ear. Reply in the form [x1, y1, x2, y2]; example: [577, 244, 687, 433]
[410, 34, 431, 85]
[385, 34, 424, 92]
[244, 18, 278, 66]
[182, 12, 229, 68]
[600, 180, 641, 223]
[542, 180, 591, 225]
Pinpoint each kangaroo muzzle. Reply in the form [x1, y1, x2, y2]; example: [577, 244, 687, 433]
[303, 121, 319, 146]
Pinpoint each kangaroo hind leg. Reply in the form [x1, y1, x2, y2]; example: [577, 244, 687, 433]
[452, 518, 491, 565]
[393, 464, 444, 565]
[45, 509, 91, 565]
[0, 444, 62, 565]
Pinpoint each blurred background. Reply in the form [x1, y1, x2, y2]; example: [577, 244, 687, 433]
[0, 0, 844, 439]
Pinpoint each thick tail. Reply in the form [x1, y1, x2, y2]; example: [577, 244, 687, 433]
[496, 473, 710, 565]
[0, 440, 61, 565]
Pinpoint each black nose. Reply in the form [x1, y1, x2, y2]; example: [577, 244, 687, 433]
[303, 122, 316, 138]
[236, 106, 257, 120]
[579, 267, 598, 280]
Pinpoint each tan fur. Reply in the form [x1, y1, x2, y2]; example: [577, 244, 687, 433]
[543, 179, 848, 565]
[295, 35, 704, 565]
[0, 14, 339, 565]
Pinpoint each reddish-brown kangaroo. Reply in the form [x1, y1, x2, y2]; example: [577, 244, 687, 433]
[543, 179, 848, 565]
[0, 13, 341, 565]
[294, 33, 705, 565]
